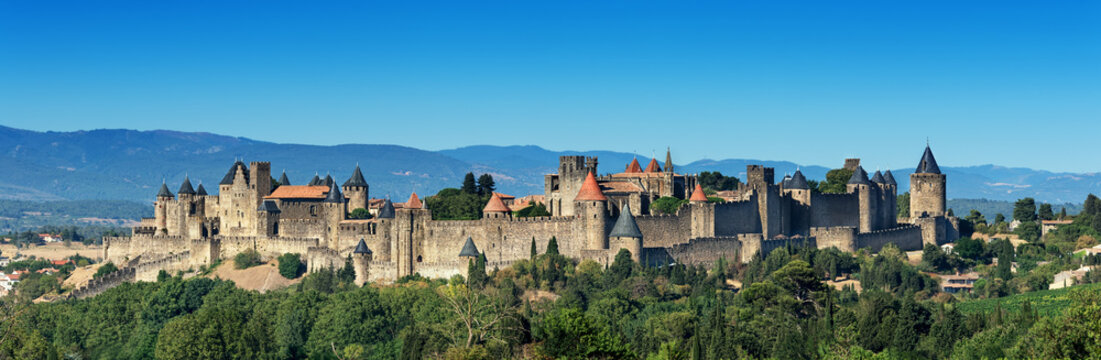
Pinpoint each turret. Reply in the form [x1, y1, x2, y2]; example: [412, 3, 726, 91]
[353, 238, 373, 286]
[155, 181, 173, 235]
[689, 183, 708, 203]
[278, 171, 290, 187]
[405, 192, 423, 210]
[882, 170, 898, 227]
[377, 199, 396, 219]
[483, 192, 511, 219]
[785, 170, 811, 205]
[847, 166, 878, 232]
[256, 200, 281, 237]
[308, 173, 321, 186]
[458, 237, 479, 260]
[342, 165, 369, 212]
[609, 203, 643, 262]
[910, 145, 946, 218]
[323, 181, 345, 247]
[575, 171, 608, 251]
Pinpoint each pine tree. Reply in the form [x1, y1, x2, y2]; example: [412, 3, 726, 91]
[461, 173, 477, 194]
[477, 174, 496, 196]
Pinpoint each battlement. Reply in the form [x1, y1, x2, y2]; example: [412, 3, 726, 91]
[68, 267, 136, 300]
[860, 225, 918, 235]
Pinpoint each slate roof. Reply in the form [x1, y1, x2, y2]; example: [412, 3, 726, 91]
[279, 171, 290, 186]
[883, 170, 897, 186]
[157, 182, 174, 198]
[458, 237, 480, 258]
[354, 238, 372, 254]
[220, 161, 247, 185]
[324, 182, 343, 203]
[609, 204, 643, 238]
[177, 176, 196, 195]
[307, 173, 321, 186]
[196, 183, 208, 196]
[871, 171, 886, 184]
[788, 170, 810, 190]
[377, 199, 395, 218]
[848, 166, 871, 185]
[323, 174, 334, 187]
[258, 200, 281, 213]
[343, 165, 368, 187]
[916, 146, 941, 174]
[575, 171, 607, 201]
[689, 183, 709, 202]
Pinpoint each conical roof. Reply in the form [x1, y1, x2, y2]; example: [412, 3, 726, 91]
[405, 192, 422, 209]
[157, 182, 174, 198]
[780, 174, 792, 188]
[484, 193, 510, 212]
[883, 170, 897, 186]
[279, 171, 290, 186]
[664, 148, 673, 173]
[377, 199, 395, 218]
[324, 181, 344, 203]
[916, 146, 941, 174]
[625, 158, 642, 173]
[458, 237, 479, 258]
[308, 173, 321, 186]
[871, 170, 886, 184]
[689, 183, 708, 202]
[196, 183, 208, 196]
[219, 161, 247, 185]
[609, 204, 643, 238]
[574, 171, 607, 201]
[323, 174, 334, 187]
[354, 238, 372, 254]
[177, 176, 196, 195]
[788, 170, 810, 190]
[644, 158, 661, 173]
[343, 165, 368, 187]
[848, 166, 871, 185]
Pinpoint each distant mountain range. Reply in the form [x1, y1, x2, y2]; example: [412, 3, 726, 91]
[1, 125, 1099, 206]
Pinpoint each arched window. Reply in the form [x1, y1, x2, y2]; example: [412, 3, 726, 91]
[416, 255, 423, 262]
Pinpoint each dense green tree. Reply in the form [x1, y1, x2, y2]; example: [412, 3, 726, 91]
[348, 208, 372, 219]
[697, 171, 740, 191]
[818, 168, 854, 194]
[277, 253, 303, 279]
[476, 174, 496, 196]
[651, 197, 687, 215]
[94, 262, 118, 278]
[898, 192, 911, 218]
[1038, 203, 1054, 221]
[462, 173, 478, 194]
[425, 188, 485, 220]
[1014, 198, 1037, 222]
[514, 202, 551, 217]
[234, 249, 262, 269]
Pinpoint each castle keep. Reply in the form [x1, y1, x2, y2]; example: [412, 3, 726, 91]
[103, 146, 958, 284]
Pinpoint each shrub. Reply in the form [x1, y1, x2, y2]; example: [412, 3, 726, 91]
[234, 249, 262, 269]
[277, 253, 304, 279]
[94, 262, 118, 278]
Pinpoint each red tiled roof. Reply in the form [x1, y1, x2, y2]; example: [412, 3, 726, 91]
[266, 185, 330, 199]
[600, 181, 644, 193]
[644, 158, 661, 173]
[492, 192, 515, 200]
[50, 260, 71, 266]
[689, 183, 708, 202]
[625, 158, 642, 173]
[575, 171, 607, 201]
[484, 193, 511, 212]
[406, 192, 423, 209]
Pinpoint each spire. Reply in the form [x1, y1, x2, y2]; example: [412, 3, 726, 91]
[157, 181, 174, 198]
[308, 173, 321, 186]
[609, 204, 643, 238]
[377, 199, 395, 219]
[484, 192, 511, 213]
[354, 238, 372, 254]
[405, 192, 422, 209]
[915, 145, 941, 174]
[883, 170, 897, 186]
[664, 147, 673, 173]
[177, 176, 196, 195]
[323, 174, 334, 187]
[279, 171, 290, 186]
[574, 171, 607, 201]
[459, 237, 480, 258]
[644, 158, 661, 173]
[196, 183, 208, 196]
[871, 170, 886, 184]
[625, 158, 643, 173]
[848, 166, 871, 185]
[689, 183, 708, 202]
[324, 181, 343, 203]
[788, 170, 810, 190]
[343, 165, 368, 187]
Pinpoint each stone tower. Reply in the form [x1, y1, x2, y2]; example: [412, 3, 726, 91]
[353, 238, 373, 286]
[880, 170, 899, 227]
[575, 171, 608, 251]
[483, 193, 511, 219]
[323, 181, 345, 248]
[342, 165, 369, 213]
[550, 155, 598, 217]
[256, 200, 281, 237]
[688, 183, 715, 238]
[847, 166, 878, 233]
[662, 148, 676, 197]
[609, 203, 643, 262]
[910, 146, 946, 219]
[155, 181, 173, 235]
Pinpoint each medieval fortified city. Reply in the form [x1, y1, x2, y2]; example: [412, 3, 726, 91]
[98, 146, 957, 288]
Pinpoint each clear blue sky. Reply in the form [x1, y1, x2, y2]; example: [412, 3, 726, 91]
[1, 1, 1098, 172]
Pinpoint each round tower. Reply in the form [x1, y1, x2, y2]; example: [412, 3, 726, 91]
[846, 166, 878, 232]
[574, 171, 608, 251]
[910, 145, 946, 218]
[353, 238, 373, 286]
[155, 181, 174, 235]
[342, 165, 369, 213]
[483, 192, 511, 219]
[323, 181, 346, 248]
[609, 203, 643, 263]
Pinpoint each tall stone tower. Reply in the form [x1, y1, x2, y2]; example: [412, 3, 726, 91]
[688, 183, 715, 238]
[662, 148, 676, 197]
[910, 146, 946, 219]
[323, 181, 345, 248]
[342, 165, 369, 212]
[609, 203, 643, 263]
[879, 170, 898, 227]
[550, 155, 598, 216]
[847, 166, 878, 233]
[155, 181, 173, 235]
[353, 238, 373, 286]
[575, 171, 608, 251]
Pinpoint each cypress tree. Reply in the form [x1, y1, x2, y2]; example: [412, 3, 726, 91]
[477, 173, 496, 196]
[530, 237, 537, 259]
[546, 236, 559, 256]
[461, 173, 477, 194]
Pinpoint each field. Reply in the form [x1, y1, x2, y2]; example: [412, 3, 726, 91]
[0, 243, 104, 261]
[956, 282, 1101, 317]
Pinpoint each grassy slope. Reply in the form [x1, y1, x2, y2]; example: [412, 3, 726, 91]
[956, 282, 1101, 317]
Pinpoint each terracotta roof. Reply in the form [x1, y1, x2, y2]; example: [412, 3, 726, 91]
[492, 192, 515, 200]
[406, 192, 423, 209]
[644, 158, 661, 173]
[484, 193, 511, 212]
[574, 171, 607, 201]
[600, 181, 644, 193]
[266, 185, 330, 199]
[1042, 220, 1074, 225]
[611, 172, 667, 178]
[689, 183, 708, 202]
[625, 158, 643, 173]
